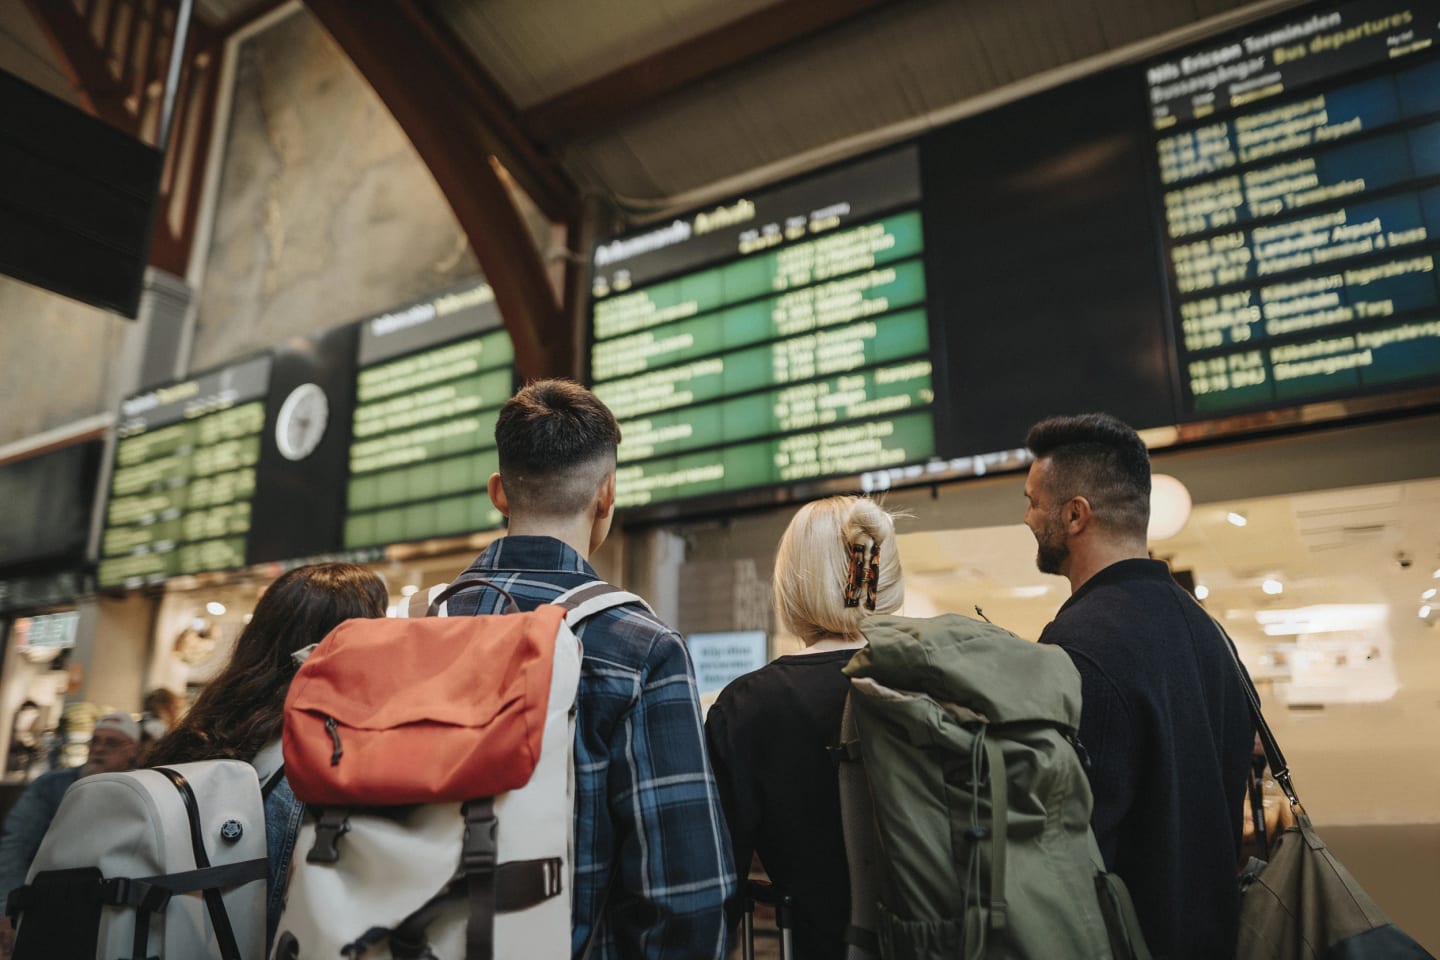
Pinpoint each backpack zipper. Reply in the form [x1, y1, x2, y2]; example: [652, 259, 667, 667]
[325, 716, 343, 765]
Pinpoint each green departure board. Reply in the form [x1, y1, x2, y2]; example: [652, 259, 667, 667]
[343, 281, 515, 549]
[98, 357, 271, 587]
[589, 149, 935, 508]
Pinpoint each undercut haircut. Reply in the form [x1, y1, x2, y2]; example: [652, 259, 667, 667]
[1026, 413, 1151, 537]
[495, 379, 622, 517]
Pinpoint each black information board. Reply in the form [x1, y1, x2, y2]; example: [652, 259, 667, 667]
[919, 67, 1179, 458]
[588, 147, 936, 508]
[1146, 0, 1440, 416]
[0, 70, 161, 317]
[0, 440, 101, 576]
[246, 323, 360, 564]
[99, 356, 271, 587]
[343, 280, 515, 549]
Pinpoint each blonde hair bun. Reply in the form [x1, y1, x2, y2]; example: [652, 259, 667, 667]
[773, 496, 905, 645]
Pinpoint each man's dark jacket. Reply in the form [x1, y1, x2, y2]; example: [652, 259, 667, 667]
[1039, 558, 1253, 960]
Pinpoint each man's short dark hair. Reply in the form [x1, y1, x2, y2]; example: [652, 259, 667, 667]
[1026, 413, 1150, 536]
[495, 379, 622, 516]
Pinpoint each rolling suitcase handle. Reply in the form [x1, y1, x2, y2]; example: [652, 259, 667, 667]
[742, 878, 793, 960]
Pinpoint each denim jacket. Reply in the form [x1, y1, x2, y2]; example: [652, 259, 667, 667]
[261, 771, 303, 949]
[252, 733, 303, 952]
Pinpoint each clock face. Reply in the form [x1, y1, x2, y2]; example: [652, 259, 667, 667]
[275, 383, 329, 461]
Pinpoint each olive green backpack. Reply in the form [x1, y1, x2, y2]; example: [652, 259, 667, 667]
[835, 613, 1152, 960]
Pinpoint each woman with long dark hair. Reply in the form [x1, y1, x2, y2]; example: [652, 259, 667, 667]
[145, 562, 387, 949]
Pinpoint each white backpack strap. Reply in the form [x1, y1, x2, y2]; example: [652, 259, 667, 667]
[252, 738, 286, 792]
[550, 580, 653, 628]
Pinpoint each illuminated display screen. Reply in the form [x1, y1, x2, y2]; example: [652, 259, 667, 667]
[343, 281, 514, 548]
[589, 147, 935, 508]
[688, 631, 769, 697]
[98, 356, 271, 587]
[1147, 0, 1440, 416]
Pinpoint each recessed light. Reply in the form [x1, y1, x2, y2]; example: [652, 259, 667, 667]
[1262, 578, 1284, 596]
[205, 601, 226, 616]
[1195, 584, 1210, 600]
[1227, 512, 1248, 527]
[1421, 605, 1433, 620]
[400, 584, 420, 597]
[1424, 588, 1437, 601]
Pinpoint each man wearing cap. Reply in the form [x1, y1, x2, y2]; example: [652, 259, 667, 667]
[0, 711, 140, 949]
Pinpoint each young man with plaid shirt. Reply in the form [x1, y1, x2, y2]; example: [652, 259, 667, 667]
[444, 379, 734, 960]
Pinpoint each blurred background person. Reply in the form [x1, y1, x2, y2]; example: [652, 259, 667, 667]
[705, 496, 904, 959]
[138, 688, 186, 760]
[143, 562, 388, 952]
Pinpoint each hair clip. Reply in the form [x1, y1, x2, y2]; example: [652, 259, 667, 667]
[865, 543, 880, 610]
[844, 543, 866, 608]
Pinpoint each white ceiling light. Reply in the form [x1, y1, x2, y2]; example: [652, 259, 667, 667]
[206, 601, 226, 616]
[1262, 578, 1284, 595]
[1148, 474, 1192, 541]
[1227, 512, 1248, 527]
[1421, 605, 1433, 620]
[1424, 588, 1437, 601]
[1195, 584, 1210, 600]
[400, 584, 420, 597]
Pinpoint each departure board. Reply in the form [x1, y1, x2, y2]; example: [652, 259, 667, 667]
[99, 356, 271, 588]
[589, 148, 936, 508]
[1146, 0, 1440, 417]
[343, 280, 514, 549]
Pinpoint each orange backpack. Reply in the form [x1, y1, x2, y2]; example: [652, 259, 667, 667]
[273, 578, 651, 960]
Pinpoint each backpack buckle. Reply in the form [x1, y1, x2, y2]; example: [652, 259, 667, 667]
[462, 801, 498, 872]
[307, 808, 352, 864]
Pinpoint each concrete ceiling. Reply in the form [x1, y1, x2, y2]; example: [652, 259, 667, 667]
[8, 0, 1307, 220]
[436, 0, 1284, 211]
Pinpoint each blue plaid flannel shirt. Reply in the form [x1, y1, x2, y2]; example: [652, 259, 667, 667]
[445, 535, 735, 960]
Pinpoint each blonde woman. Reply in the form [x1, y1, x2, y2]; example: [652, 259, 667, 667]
[705, 496, 903, 960]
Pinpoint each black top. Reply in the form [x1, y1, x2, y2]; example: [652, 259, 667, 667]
[1039, 558, 1253, 960]
[704, 649, 855, 960]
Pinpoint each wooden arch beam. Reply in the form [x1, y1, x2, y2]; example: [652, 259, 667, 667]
[304, 0, 579, 380]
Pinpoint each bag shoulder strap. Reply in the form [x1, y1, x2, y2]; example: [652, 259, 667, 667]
[411, 576, 654, 626]
[1208, 612, 1303, 812]
[835, 691, 882, 958]
[550, 580, 655, 628]
[252, 738, 285, 796]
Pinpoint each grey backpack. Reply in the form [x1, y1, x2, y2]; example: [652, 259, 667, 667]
[7, 744, 282, 960]
[836, 613, 1152, 960]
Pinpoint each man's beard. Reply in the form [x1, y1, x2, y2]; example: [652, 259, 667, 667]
[1034, 514, 1068, 576]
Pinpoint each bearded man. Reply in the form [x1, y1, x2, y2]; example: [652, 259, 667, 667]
[1024, 413, 1252, 960]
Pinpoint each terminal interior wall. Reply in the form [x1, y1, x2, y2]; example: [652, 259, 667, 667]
[190, 9, 480, 370]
